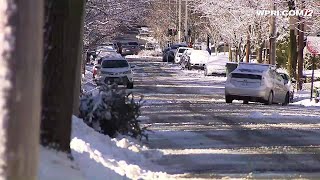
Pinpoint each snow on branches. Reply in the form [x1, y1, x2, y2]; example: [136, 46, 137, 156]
[84, 0, 151, 49]
[193, 0, 320, 47]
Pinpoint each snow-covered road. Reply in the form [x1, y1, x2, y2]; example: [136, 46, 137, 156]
[129, 57, 320, 179]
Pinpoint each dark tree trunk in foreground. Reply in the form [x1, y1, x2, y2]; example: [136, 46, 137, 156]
[6, 0, 43, 179]
[297, 1, 305, 90]
[287, 0, 297, 78]
[41, 0, 85, 153]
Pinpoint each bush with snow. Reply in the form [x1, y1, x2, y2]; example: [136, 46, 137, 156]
[79, 84, 148, 140]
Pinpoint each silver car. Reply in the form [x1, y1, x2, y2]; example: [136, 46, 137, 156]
[225, 63, 290, 105]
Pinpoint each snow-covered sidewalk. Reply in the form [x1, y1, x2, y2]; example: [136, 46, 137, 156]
[39, 116, 185, 180]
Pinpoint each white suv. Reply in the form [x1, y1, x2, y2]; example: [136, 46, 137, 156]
[96, 57, 134, 89]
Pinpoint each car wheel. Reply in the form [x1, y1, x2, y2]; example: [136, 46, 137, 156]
[226, 95, 233, 104]
[204, 67, 208, 76]
[282, 92, 289, 106]
[187, 62, 192, 70]
[243, 100, 249, 104]
[265, 91, 273, 105]
[127, 82, 134, 89]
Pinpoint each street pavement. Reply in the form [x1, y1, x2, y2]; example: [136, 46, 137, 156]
[129, 57, 320, 179]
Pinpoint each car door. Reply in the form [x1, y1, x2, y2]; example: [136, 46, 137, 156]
[274, 72, 286, 103]
[268, 70, 280, 102]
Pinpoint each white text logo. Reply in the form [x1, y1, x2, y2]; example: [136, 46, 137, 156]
[257, 10, 313, 17]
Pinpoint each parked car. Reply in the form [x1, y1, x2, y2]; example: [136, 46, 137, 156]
[96, 44, 118, 54]
[145, 42, 155, 50]
[162, 43, 188, 62]
[92, 53, 122, 79]
[174, 47, 192, 64]
[278, 72, 295, 103]
[106, 42, 119, 51]
[120, 41, 140, 56]
[95, 57, 134, 89]
[180, 49, 210, 70]
[225, 63, 290, 105]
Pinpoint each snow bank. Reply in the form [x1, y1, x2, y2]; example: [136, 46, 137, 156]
[71, 116, 174, 180]
[38, 147, 85, 180]
[292, 89, 320, 107]
[206, 53, 229, 74]
[304, 69, 320, 78]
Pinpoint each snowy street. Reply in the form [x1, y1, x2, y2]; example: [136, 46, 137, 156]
[123, 56, 320, 178]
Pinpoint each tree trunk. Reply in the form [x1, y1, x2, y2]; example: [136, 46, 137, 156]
[41, 0, 85, 153]
[6, 0, 43, 179]
[229, 46, 232, 62]
[257, 41, 264, 64]
[73, 5, 85, 116]
[269, 1, 277, 65]
[256, 23, 263, 64]
[245, 26, 251, 63]
[235, 47, 238, 62]
[287, 0, 297, 78]
[297, 1, 305, 90]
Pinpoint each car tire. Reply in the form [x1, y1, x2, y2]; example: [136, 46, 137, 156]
[243, 100, 249, 104]
[265, 91, 273, 105]
[226, 95, 233, 104]
[282, 92, 289, 106]
[204, 66, 209, 76]
[187, 62, 192, 70]
[127, 82, 134, 89]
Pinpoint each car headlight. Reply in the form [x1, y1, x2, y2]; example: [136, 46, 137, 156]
[123, 70, 131, 74]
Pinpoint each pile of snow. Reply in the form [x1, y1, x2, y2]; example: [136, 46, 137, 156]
[293, 99, 320, 107]
[304, 69, 320, 78]
[205, 53, 229, 74]
[248, 112, 283, 119]
[38, 147, 85, 180]
[291, 88, 320, 107]
[70, 116, 176, 180]
[138, 50, 162, 57]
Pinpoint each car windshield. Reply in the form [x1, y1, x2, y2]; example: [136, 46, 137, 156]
[128, 42, 139, 46]
[178, 48, 187, 53]
[102, 60, 129, 68]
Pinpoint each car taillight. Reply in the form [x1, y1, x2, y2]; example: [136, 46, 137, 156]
[260, 77, 265, 86]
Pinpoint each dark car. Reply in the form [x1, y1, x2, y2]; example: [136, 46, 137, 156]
[121, 41, 141, 56]
[162, 43, 188, 62]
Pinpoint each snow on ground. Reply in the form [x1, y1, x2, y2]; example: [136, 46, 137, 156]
[206, 53, 229, 74]
[70, 116, 182, 180]
[304, 69, 320, 78]
[38, 147, 85, 180]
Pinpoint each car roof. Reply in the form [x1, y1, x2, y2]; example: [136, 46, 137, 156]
[101, 56, 126, 61]
[231, 63, 276, 75]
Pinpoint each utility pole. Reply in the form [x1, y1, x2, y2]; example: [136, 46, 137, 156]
[297, 0, 305, 90]
[178, 0, 181, 43]
[184, 0, 188, 43]
[269, 0, 276, 65]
